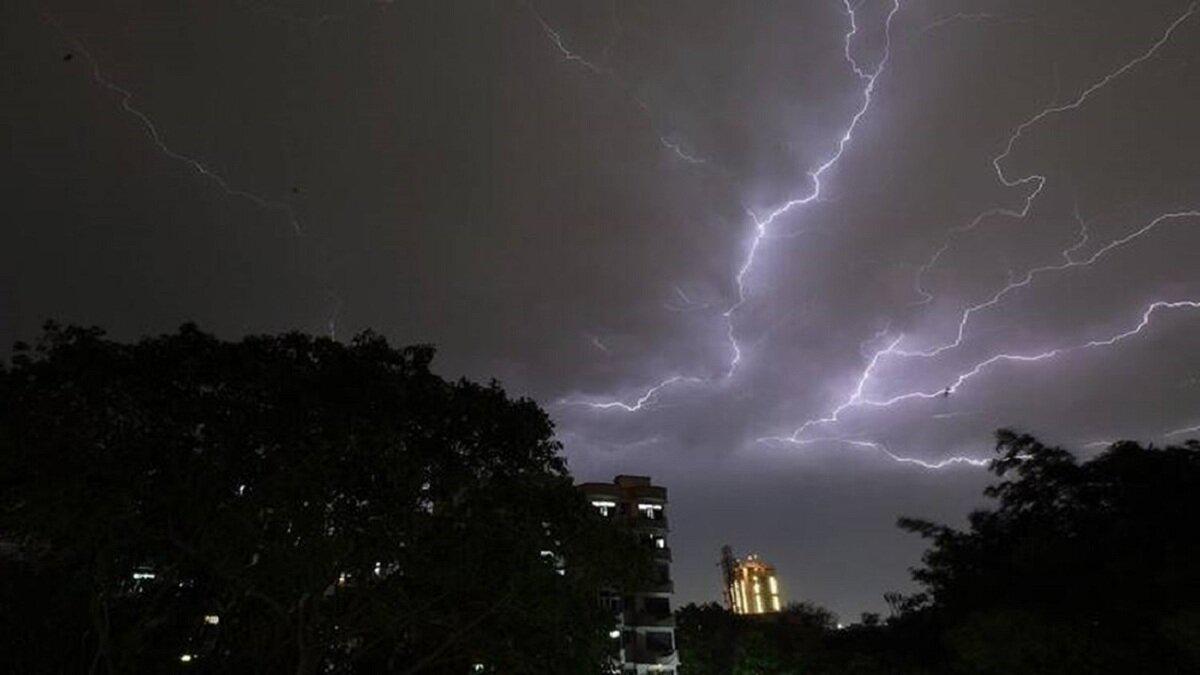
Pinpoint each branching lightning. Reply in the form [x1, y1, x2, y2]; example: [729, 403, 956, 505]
[527, 3, 709, 165]
[755, 4, 1200, 467]
[766, 300, 1200, 465]
[562, 0, 903, 411]
[726, 0, 900, 379]
[556, 1, 1200, 469]
[898, 210, 1200, 359]
[914, 3, 1197, 305]
[46, 17, 304, 235]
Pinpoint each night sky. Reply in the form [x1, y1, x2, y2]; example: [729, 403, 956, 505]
[5, 0, 1200, 620]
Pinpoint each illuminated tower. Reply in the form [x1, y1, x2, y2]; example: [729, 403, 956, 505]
[578, 475, 677, 674]
[728, 554, 782, 615]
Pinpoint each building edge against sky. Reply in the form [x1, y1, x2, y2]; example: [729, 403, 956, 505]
[722, 546, 783, 615]
[578, 476, 677, 675]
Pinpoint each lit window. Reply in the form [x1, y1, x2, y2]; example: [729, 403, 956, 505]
[591, 500, 616, 516]
[636, 503, 663, 519]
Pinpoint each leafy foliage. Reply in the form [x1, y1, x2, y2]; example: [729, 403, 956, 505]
[0, 324, 651, 673]
[678, 430, 1200, 674]
[896, 429, 1200, 673]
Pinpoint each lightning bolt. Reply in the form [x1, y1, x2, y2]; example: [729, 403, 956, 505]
[728, 0, 902, 323]
[563, 2, 1199, 469]
[563, 0, 904, 411]
[726, 0, 901, 379]
[897, 210, 1200, 359]
[527, 3, 709, 165]
[914, 3, 1196, 305]
[764, 437, 990, 470]
[919, 12, 1044, 37]
[46, 17, 304, 235]
[774, 300, 1200, 447]
[235, 0, 348, 27]
[528, 4, 605, 74]
[560, 375, 705, 412]
[1166, 424, 1200, 438]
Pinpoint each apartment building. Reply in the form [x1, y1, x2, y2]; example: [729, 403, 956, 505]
[577, 475, 677, 675]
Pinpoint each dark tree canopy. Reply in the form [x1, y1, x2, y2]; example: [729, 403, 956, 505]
[675, 601, 842, 675]
[676, 430, 1200, 675]
[0, 324, 651, 673]
[896, 429, 1200, 674]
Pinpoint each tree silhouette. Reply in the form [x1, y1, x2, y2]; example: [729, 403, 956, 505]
[897, 429, 1200, 673]
[0, 324, 651, 673]
[677, 430, 1200, 674]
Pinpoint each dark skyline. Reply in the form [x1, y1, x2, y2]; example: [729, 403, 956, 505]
[5, 0, 1200, 619]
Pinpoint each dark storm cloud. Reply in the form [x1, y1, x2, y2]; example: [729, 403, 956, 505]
[5, 0, 1199, 619]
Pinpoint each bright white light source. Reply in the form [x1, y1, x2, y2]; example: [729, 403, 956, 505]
[179, 654, 194, 663]
[609, 629, 621, 639]
[204, 615, 219, 625]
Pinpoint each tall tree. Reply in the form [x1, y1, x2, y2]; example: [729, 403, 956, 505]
[898, 429, 1200, 674]
[0, 324, 650, 673]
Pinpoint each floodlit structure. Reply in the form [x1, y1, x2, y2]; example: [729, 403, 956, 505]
[724, 550, 782, 615]
[578, 475, 677, 675]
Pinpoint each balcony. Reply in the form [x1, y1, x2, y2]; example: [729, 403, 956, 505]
[634, 514, 668, 530]
[624, 647, 678, 666]
[645, 579, 674, 594]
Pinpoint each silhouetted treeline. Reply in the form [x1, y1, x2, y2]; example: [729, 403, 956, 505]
[0, 324, 653, 673]
[677, 429, 1200, 674]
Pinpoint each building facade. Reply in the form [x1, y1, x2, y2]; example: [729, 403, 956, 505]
[578, 475, 677, 675]
[726, 553, 782, 615]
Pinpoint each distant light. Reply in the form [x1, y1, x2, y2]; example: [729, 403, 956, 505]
[204, 615, 219, 625]
[609, 629, 621, 639]
[132, 571, 156, 580]
[179, 654, 194, 663]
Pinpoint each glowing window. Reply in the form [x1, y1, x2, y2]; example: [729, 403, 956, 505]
[636, 503, 663, 519]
